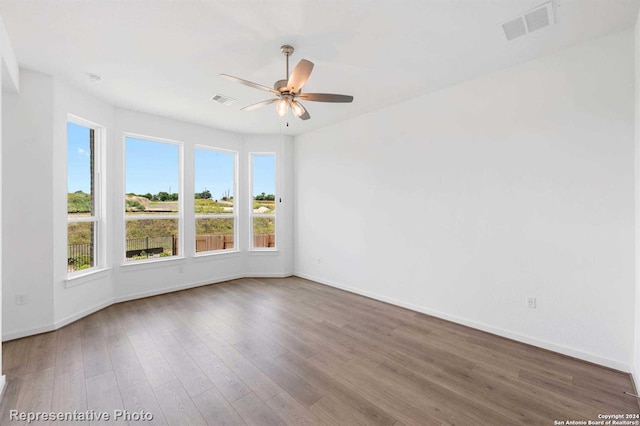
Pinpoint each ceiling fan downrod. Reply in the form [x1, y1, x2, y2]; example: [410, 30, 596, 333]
[281, 45, 294, 80]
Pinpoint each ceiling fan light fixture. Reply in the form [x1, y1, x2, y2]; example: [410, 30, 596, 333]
[276, 98, 289, 117]
[291, 100, 305, 117]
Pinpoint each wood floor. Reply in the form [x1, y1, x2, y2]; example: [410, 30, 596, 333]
[0, 277, 638, 425]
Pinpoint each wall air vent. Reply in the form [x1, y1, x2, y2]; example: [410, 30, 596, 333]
[211, 94, 236, 106]
[502, 2, 554, 41]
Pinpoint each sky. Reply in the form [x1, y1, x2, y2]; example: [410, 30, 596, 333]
[68, 124, 275, 197]
[195, 148, 235, 199]
[67, 122, 91, 193]
[125, 137, 179, 195]
[252, 154, 276, 197]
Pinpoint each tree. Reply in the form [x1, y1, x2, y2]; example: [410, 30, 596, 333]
[158, 191, 170, 201]
[195, 189, 212, 200]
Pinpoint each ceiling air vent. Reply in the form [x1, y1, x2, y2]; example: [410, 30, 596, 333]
[211, 94, 236, 106]
[502, 2, 554, 41]
[502, 17, 527, 41]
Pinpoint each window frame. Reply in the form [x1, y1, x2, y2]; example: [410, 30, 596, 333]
[66, 114, 105, 277]
[122, 132, 184, 264]
[249, 152, 277, 251]
[194, 145, 239, 256]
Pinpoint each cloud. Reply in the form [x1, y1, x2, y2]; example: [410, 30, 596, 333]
[77, 148, 89, 158]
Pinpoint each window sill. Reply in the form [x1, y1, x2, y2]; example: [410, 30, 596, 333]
[247, 249, 280, 256]
[120, 256, 186, 272]
[65, 267, 111, 288]
[193, 250, 241, 262]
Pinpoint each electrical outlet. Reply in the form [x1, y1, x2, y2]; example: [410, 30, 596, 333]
[15, 293, 28, 305]
[526, 296, 536, 309]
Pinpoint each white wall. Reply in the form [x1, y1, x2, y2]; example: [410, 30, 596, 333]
[0, 11, 19, 394]
[0, 33, 3, 393]
[111, 108, 245, 301]
[294, 29, 636, 371]
[52, 79, 115, 326]
[2, 70, 55, 337]
[0, 12, 18, 95]
[243, 134, 294, 277]
[3, 71, 117, 339]
[634, 10, 640, 384]
[111, 109, 292, 301]
[2, 75, 294, 339]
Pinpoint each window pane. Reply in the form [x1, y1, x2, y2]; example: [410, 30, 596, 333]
[68, 222, 95, 272]
[126, 219, 178, 260]
[253, 198, 276, 215]
[67, 122, 94, 216]
[252, 155, 276, 214]
[125, 137, 179, 215]
[196, 218, 234, 252]
[195, 149, 234, 214]
[253, 217, 275, 248]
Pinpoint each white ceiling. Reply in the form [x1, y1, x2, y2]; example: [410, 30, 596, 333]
[0, 0, 638, 135]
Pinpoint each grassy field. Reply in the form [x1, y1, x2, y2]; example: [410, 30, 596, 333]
[68, 191, 92, 213]
[195, 198, 233, 214]
[68, 192, 275, 270]
[69, 192, 275, 241]
[67, 222, 92, 245]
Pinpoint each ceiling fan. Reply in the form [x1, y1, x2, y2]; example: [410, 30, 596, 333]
[220, 45, 354, 121]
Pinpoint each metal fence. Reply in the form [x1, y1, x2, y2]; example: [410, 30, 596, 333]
[67, 243, 93, 273]
[69, 232, 274, 271]
[126, 236, 177, 259]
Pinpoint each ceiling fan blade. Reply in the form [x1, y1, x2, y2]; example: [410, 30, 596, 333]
[287, 59, 314, 93]
[299, 109, 311, 121]
[291, 101, 311, 120]
[298, 93, 354, 103]
[241, 98, 278, 111]
[220, 74, 278, 94]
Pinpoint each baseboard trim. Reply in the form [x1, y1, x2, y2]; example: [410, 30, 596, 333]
[2, 272, 291, 341]
[54, 299, 114, 330]
[3, 299, 115, 341]
[4, 270, 631, 373]
[294, 272, 631, 373]
[112, 273, 245, 304]
[3, 324, 56, 342]
[242, 272, 293, 278]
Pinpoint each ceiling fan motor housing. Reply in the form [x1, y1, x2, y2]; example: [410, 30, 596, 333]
[274, 79, 289, 92]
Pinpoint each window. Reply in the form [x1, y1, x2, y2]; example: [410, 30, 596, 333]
[67, 118, 102, 274]
[250, 153, 276, 249]
[125, 136, 181, 262]
[194, 147, 237, 254]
